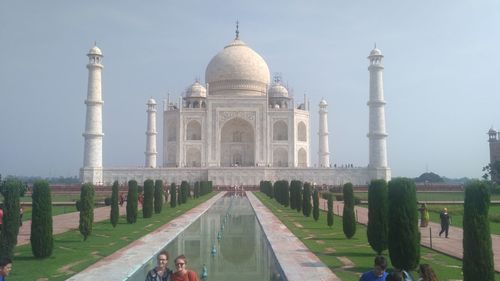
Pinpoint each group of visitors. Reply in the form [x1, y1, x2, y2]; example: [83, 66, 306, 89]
[418, 204, 452, 238]
[360, 256, 438, 281]
[0, 257, 12, 281]
[146, 251, 199, 281]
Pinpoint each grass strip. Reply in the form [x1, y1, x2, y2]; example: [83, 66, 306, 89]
[9, 192, 216, 281]
[254, 192, 500, 281]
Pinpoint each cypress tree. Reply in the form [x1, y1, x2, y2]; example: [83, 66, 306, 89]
[266, 181, 274, 199]
[180, 181, 189, 204]
[342, 182, 356, 239]
[110, 181, 119, 227]
[177, 185, 182, 205]
[170, 183, 177, 208]
[143, 179, 154, 218]
[313, 189, 320, 221]
[154, 180, 164, 214]
[327, 194, 334, 227]
[289, 180, 298, 210]
[126, 180, 138, 223]
[194, 181, 200, 198]
[296, 181, 302, 213]
[463, 181, 494, 281]
[388, 178, 420, 271]
[0, 179, 21, 258]
[367, 179, 389, 254]
[302, 182, 312, 217]
[30, 180, 53, 258]
[79, 183, 95, 241]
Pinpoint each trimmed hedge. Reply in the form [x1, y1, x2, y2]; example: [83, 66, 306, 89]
[463, 181, 494, 281]
[327, 194, 334, 228]
[302, 182, 312, 217]
[79, 183, 95, 241]
[342, 182, 356, 239]
[367, 179, 388, 255]
[126, 180, 139, 223]
[313, 189, 320, 221]
[30, 180, 53, 258]
[0, 179, 21, 258]
[154, 180, 164, 214]
[110, 181, 119, 227]
[143, 179, 154, 218]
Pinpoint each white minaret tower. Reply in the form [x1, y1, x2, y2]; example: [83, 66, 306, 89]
[145, 98, 158, 168]
[367, 46, 390, 180]
[81, 44, 104, 184]
[318, 98, 330, 167]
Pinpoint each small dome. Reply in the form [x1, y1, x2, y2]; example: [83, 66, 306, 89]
[369, 48, 382, 56]
[489, 127, 497, 134]
[269, 83, 289, 98]
[205, 38, 270, 95]
[319, 99, 328, 106]
[185, 81, 207, 98]
[147, 98, 157, 105]
[88, 45, 102, 56]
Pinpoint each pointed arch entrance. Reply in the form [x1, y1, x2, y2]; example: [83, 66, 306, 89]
[220, 118, 255, 167]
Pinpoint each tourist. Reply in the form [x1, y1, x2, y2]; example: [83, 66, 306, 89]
[359, 255, 388, 281]
[0, 206, 3, 232]
[439, 207, 451, 238]
[119, 193, 125, 206]
[418, 203, 429, 227]
[145, 250, 172, 281]
[418, 264, 438, 281]
[19, 206, 23, 226]
[393, 268, 415, 281]
[172, 255, 199, 281]
[0, 257, 12, 281]
[386, 272, 403, 281]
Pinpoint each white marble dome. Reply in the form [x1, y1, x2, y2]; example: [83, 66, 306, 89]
[185, 81, 207, 98]
[269, 83, 289, 98]
[88, 45, 102, 56]
[369, 48, 382, 56]
[205, 39, 270, 95]
[147, 98, 156, 105]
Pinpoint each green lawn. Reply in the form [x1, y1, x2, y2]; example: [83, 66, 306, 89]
[19, 194, 108, 203]
[352, 191, 500, 201]
[254, 192, 500, 281]
[21, 205, 76, 221]
[9, 193, 216, 281]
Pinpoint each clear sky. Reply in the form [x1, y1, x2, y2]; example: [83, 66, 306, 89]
[1, 1, 498, 179]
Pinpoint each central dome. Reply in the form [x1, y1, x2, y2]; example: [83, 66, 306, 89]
[205, 39, 270, 96]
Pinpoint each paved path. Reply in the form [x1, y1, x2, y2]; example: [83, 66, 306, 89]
[319, 198, 500, 272]
[17, 205, 128, 246]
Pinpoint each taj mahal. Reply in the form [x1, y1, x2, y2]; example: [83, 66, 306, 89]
[80, 28, 390, 186]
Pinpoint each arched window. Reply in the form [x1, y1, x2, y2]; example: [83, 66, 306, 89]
[298, 148, 307, 167]
[297, 122, 307, 142]
[186, 120, 201, 140]
[273, 121, 288, 141]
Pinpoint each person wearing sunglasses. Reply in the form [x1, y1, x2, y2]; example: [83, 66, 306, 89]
[172, 255, 199, 281]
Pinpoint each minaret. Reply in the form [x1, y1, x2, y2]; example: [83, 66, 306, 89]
[367, 46, 389, 177]
[145, 98, 158, 168]
[318, 98, 330, 167]
[81, 44, 104, 184]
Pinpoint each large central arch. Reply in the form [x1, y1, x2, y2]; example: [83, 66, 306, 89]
[220, 118, 255, 167]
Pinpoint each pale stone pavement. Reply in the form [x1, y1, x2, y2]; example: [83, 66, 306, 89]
[319, 198, 500, 272]
[17, 204, 127, 246]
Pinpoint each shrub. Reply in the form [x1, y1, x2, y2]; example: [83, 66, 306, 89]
[327, 194, 334, 227]
[104, 197, 112, 206]
[0, 179, 21, 258]
[154, 180, 163, 214]
[342, 182, 356, 239]
[143, 179, 154, 218]
[75, 199, 81, 211]
[388, 178, 420, 271]
[335, 194, 343, 201]
[302, 182, 312, 217]
[126, 180, 138, 223]
[30, 180, 53, 258]
[170, 183, 177, 208]
[367, 179, 388, 255]
[313, 189, 320, 221]
[79, 183, 95, 241]
[463, 181, 494, 281]
[110, 181, 119, 227]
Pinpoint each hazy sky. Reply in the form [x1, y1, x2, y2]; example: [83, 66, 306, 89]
[1, 1, 499, 179]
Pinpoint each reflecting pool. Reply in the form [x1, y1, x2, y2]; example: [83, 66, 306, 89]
[128, 193, 284, 281]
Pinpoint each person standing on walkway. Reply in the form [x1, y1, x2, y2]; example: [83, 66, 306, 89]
[172, 255, 199, 281]
[439, 207, 451, 238]
[119, 193, 125, 207]
[19, 206, 23, 226]
[145, 250, 172, 281]
[359, 255, 388, 281]
[0, 257, 12, 281]
[418, 203, 429, 227]
[417, 264, 438, 281]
